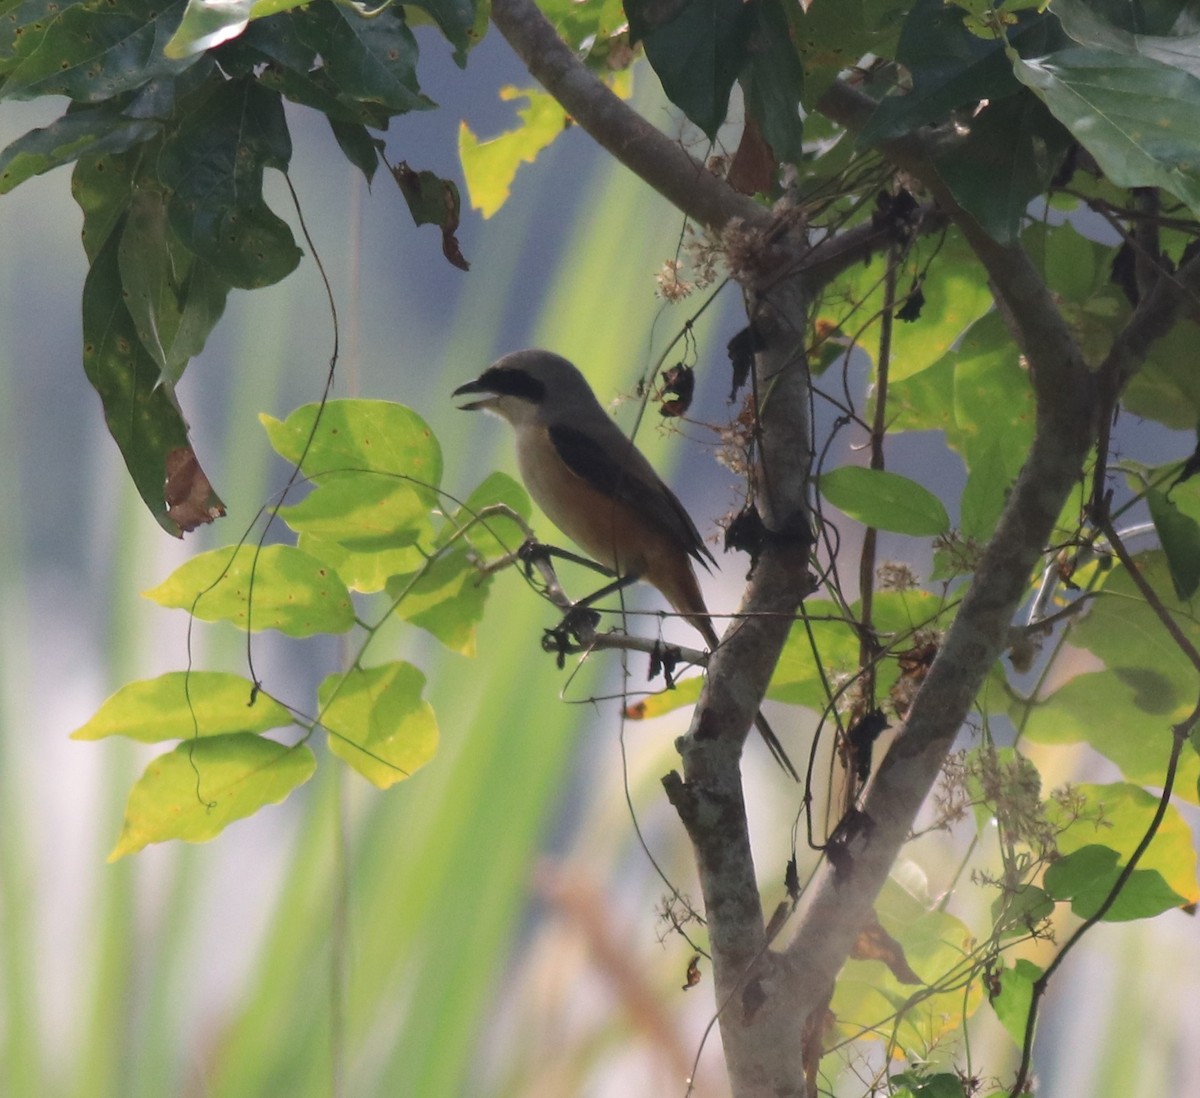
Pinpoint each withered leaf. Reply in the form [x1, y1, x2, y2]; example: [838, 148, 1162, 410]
[726, 324, 763, 399]
[658, 363, 695, 418]
[851, 916, 922, 985]
[391, 161, 470, 272]
[728, 113, 776, 197]
[164, 447, 225, 534]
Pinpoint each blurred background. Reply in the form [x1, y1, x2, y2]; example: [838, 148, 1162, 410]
[1, 21, 1198, 1098]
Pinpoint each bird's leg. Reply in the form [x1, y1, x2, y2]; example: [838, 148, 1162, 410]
[517, 539, 616, 579]
[541, 572, 640, 664]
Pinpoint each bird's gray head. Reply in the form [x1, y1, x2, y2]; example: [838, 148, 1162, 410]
[452, 350, 602, 425]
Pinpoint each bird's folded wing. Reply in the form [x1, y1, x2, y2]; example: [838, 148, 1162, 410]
[548, 422, 717, 569]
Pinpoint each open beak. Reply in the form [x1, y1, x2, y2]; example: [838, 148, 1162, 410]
[452, 377, 494, 411]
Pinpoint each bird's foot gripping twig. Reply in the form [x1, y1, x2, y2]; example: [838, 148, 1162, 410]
[542, 604, 603, 667]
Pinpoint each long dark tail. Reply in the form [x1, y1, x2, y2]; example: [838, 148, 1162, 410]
[690, 613, 799, 781]
[754, 711, 800, 782]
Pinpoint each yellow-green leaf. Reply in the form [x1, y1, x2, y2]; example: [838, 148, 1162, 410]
[831, 877, 982, 1054]
[1022, 671, 1200, 805]
[819, 466, 950, 536]
[297, 531, 426, 595]
[439, 470, 532, 559]
[320, 662, 438, 787]
[143, 544, 356, 637]
[260, 399, 442, 497]
[1044, 844, 1189, 921]
[386, 549, 491, 656]
[458, 87, 569, 219]
[625, 675, 703, 720]
[278, 476, 433, 550]
[71, 671, 291, 742]
[109, 735, 315, 859]
[1047, 782, 1200, 904]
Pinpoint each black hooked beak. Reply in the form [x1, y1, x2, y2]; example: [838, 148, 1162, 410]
[452, 377, 493, 410]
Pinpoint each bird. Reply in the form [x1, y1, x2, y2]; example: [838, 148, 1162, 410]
[453, 349, 798, 779]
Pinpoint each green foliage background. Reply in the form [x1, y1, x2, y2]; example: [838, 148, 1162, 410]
[0, 69, 776, 1095]
[4, 2, 1200, 1095]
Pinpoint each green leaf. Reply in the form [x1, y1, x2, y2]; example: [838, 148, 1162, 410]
[1043, 843, 1189, 921]
[789, 0, 909, 109]
[1047, 781, 1200, 905]
[73, 143, 141, 261]
[261, 398, 443, 494]
[386, 548, 491, 656]
[625, 0, 754, 139]
[1123, 319, 1200, 428]
[1013, 46, 1200, 220]
[71, 671, 292, 742]
[949, 311, 1035, 537]
[0, 0, 193, 102]
[320, 661, 438, 788]
[1021, 220, 1131, 366]
[769, 591, 953, 711]
[315, 3, 432, 113]
[81, 208, 220, 534]
[1022, 671, 1200, 804]
[0, 107, 159, 194]
[885, 352, 961, 440]
[1072, 551, 1200, 704]
[739, 0, 805, 165]
[831, 877, 982, 1055]
[253, 58, 392, 129]
[459, 86, 569, 219]
[404, 0, 482, 66]
[328, 117, 382, 183]
[933, 90, 1073, 243]
[859, 0, 1057, 144]
[1053, 0, 1200, 81]
[990, 884, 1054, 940]
[990, 958, 1041, 1049]
[158, 76, 301, 289]
[109, 734, 315, 859]
[1147, 486, 1200, 599]
[118, 184, 230, 384]
[390, 160, 469, 270]
[769, 598, 861, 709]
[278, 476, 432, 552]
[889, 1073, 967, 1098]
[827, 228, 995, 383]
[439, 470, 532, 560]
[143, 543, 356, 636]
[819, 466, 950, 536]
[164, 0, 308, 60]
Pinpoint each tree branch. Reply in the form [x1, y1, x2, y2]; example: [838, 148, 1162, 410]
[489, 0, 771, 232]
[781, 73, 1103, 1047]
[667, 262, 817, 1094]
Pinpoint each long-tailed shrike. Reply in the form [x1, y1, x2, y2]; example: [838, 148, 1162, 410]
[454, 349, 797, 779]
